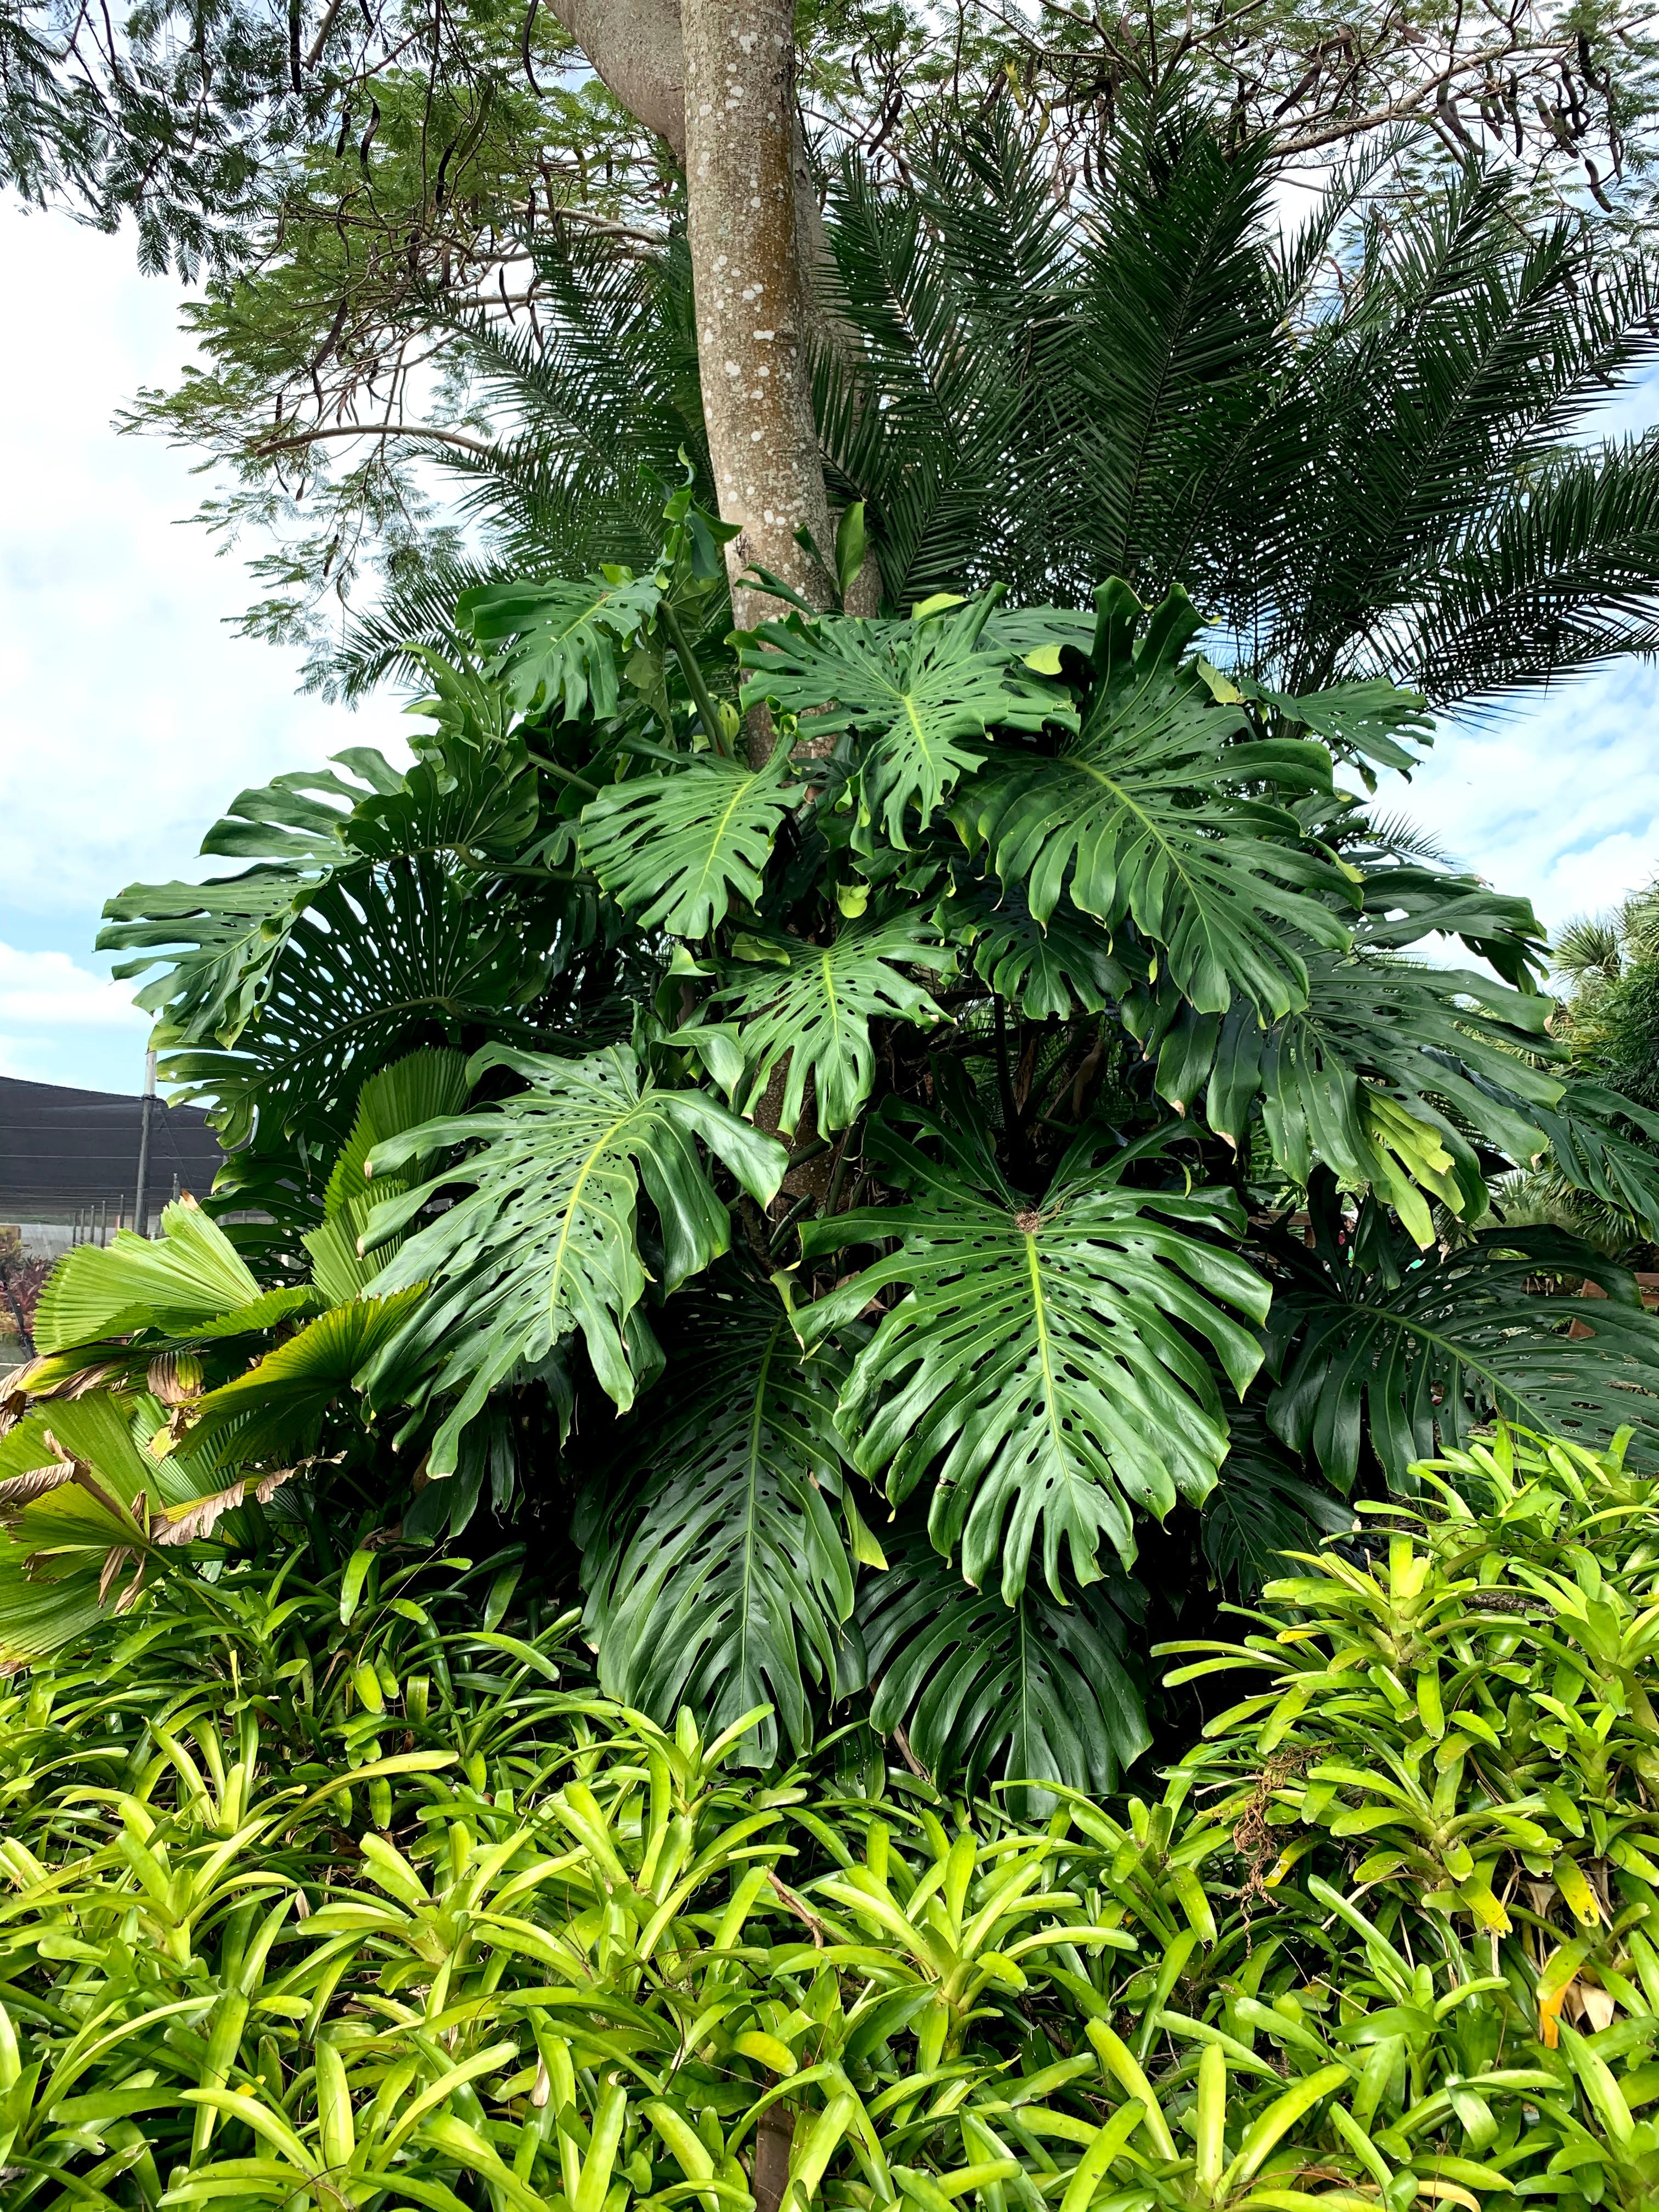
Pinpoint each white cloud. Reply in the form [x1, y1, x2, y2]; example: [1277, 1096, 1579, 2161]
[1386, 660, 1659, 939]
[0, 202, 382, 934]
[0, 943, 150, 1088]
[0, 943, 153, 1029]
[0, 202, 413, 1092]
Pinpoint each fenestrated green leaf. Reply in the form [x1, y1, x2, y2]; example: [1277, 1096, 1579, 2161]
[1267, 1197, 1659, 1488]
[940, 882, 1136, 1020]
[800, 1102, 1269, 1599]
[1149, 947, 1559, 1234]
[360, 1046, 788, 1466]
[859, 1528, 1150, 1802]
[577, 748, 799, 938]
[1245, 676, 1435, 775]
[459, 569, 663, 718]
[961, 580, 1351, 1018]
[97, 719, 551, 1160]
[1524, 1081, 1659, 1237]
[701, 914, 952, 1137]
[740, 592, 1070, 845]
[1198, 1410, 1353, 1596]
[35, 1200, 265, 1353]
[578, 1277, 861, 1767]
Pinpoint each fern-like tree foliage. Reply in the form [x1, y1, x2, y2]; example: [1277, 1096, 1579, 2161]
[14, 101, 1659, 1792]
[332, 100, 1659, 714]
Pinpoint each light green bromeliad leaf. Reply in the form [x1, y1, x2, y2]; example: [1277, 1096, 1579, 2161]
[459, 569, 663, 718]
[695, 914, 953, 1138]
[360, 1046, 787, 1469]
[740, 592, 1071, 845]
[577, 748, 799, 938]
[577, 1277, 863, 1767]
[859, 1528, 1152, 1802]
[960, 582, 1352, 1018]
[799, 1103, 1269, 1600]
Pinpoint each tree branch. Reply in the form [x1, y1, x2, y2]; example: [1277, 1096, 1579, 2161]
[253, 421, 499, 459]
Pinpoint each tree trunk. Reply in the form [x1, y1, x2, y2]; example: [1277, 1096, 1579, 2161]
[680, 0, 836, 653]
[751, 2103, 795, 2212]
[546, 0, 871, 656]
[544, 0, 689, 153]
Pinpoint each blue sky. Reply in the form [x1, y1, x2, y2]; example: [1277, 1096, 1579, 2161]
[4, 200, 1659, 1099]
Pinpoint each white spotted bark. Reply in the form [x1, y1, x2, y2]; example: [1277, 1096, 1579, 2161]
[681, 0, 837, 655]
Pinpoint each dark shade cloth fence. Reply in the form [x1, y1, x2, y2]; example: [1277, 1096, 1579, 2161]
[0, 1076, 222, 1227]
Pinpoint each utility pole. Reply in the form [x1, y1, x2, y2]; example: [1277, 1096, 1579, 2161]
[133, 1047, 157, 1238]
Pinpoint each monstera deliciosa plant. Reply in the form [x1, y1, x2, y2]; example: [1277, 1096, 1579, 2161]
[8, 485, 1659, 1795]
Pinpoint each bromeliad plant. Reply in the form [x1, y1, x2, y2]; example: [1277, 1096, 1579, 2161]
[10, 483, 1659, 1791]
[9, 1424, 1659, 2210]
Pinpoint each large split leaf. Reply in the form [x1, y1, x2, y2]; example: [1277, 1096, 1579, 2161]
[1244, 676, 1435, 776]
[741, 594, 1069, 844]
[362, 1045, 787, 1467]
[460, 569, 663, 717]
[1268, 1197, 1659, 1487]
[99, 724, 552, 1160]
[1197, 1410, 1353, 1597]
[800, 1105, 1269, 1598]
[858, 1528, 1150, 1802]
[697, 915, 952, 1137]
[962, 582, 1351, 1017]
[940, 881, 1136, 1020]
[578, 1278, 863, 1767]
[1148, 948, 1560, 1241]
[578, 748, 798, 938]
[1525, 1081, 1659, 1236]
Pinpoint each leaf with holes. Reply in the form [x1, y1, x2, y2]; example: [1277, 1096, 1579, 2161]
[1146, 946, 1559, 1235]
[577, 1276, 861, 1767]
[961, 582, 1350, 1017]
[741, 594, 1070, 845]
[578, 749, 799, 938]
[860, 1527, 1150, 1802]
[361, 1046, 787, 1466]
[940, 882, 1137, 1020]
[702, 915, 952, 1137]
[460, 569, 663, 717]
[1268, 1201, 1659, 1488]
[799, 1102, 1268, 1599]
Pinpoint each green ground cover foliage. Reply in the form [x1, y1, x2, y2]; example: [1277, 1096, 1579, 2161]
[4, 1425, 1659, 2209]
